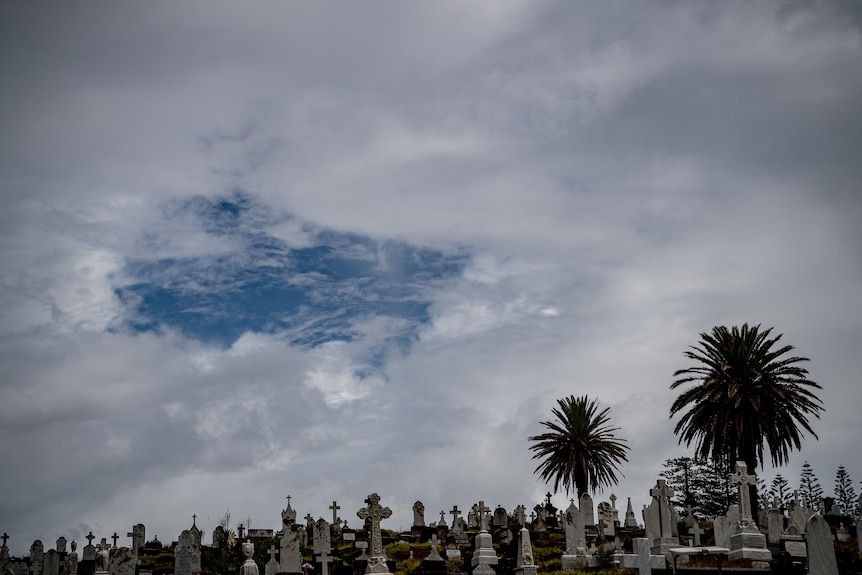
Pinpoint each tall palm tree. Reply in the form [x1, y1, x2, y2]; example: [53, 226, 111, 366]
[669, 323, 823, 513]
[529, 394, 630, 497]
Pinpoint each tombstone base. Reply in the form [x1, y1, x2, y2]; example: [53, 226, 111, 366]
[95, 570, 109, 575]
[514, 567, 537, 575]
[650, 537, 680, 557]
[729, 524, 771, 562]
[560, 554, 588, 571]
[471, 563, 495, 575]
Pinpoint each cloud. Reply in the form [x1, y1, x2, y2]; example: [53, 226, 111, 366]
[1, 0, 861, 556]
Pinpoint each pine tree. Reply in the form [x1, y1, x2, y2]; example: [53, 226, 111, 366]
[660, 457, 735, 518]
[834, 465, 857, 515]
[767, 474, 792, 511]
[799, 461, 824, 510]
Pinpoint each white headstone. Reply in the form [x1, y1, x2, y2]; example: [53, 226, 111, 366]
[412, 502, 425, 528]
[356, 493, 392, 575]
[579, 494, 595, 527]
[280, 528, 302, 573]
[514, 527, 536, 575]
[806, 515, 838, 575]
[615, 538, 665, 575]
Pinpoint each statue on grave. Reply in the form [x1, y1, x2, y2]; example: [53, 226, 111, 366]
[95, 543, 110, 572]
[412, 501, 425, 527]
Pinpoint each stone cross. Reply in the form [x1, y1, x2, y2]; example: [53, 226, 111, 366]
[477, 501, 491, 531]
[237, 525, 245, 540]
[1, 533, 8, 547]
[317, 549, 333, 575]
[305, 514, 314, 529]
[356, 493, 392, 574]
[111, 533, 119, 549]
[450, 506, 461, 525]
[269, 547, 276, 562]
[650, 480, 675, 537]
[688, 523, 704, 546]
[617, 538, 665, 575]
[330, 501, 341, 525]
[439, 511, 446, 525]
[86, 533, 95, 546]
[729, 461, 757, 523]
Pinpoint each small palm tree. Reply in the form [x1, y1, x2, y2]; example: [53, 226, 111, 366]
[669, 323, 823, 511]
[529, 394, 630, 497]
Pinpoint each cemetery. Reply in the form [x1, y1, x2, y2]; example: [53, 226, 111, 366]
[3, 325, 859, 575]
[2, 474, 861, 575]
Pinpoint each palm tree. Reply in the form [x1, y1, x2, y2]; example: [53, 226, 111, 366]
[669, 323, 823, 513]
[529, 394, 630, 497]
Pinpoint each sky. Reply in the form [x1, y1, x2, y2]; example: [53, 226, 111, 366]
[1, 0, 861, 556]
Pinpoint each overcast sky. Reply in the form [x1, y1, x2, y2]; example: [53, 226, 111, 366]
[2, 1, 861, 555]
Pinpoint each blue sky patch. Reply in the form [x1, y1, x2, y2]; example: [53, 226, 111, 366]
[114, 194, 467, 350]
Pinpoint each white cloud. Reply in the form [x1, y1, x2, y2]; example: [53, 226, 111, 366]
[1, 0, 861, 556]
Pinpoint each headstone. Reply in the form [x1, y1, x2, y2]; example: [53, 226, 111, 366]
[713, 505, 738, 549]
[767, 507, 784, 544]
[425, 534, 443, 562]
[492, 506, 507, 528]
[805, 515, 838, 575]
[643, 500, 660, 542]
[563, 500, 585, 553]
[647, 480, 680, 556]
[174, 531, 193, 575]
[108, 548, 134, 575]
[725, 463, 771, 562]
[789, 492, 814, 533]
[355, 541, 369, 562]
[43, 550, 60, 575]
[30, 540, 45, 575]
[82, 534, 95, 562]
[313, 518, 331, 555]
[264, 547, 278, 575]
[471, 501, 498, 569]
[561, 500, 588, 570]
[329, 501, 341, 527]
[356, 493, 392, 575]
[55, 539, 67, 555]
[437, 511, 447, 528]
[240, 541, 259, 575]
[212, 527, 225, 549]
[514, 527, 536, 575]
[449, 506, 461, 531]
[579, 494, 595, 527]
[614, 538, 665, 575]
[541, 493, 558, 528]
[597, 502, 615, 536]
[836, 523, 850, 542]
[444, 543, 460, 561]
[609, 494, 620, 525]
[780, 524, 807, 562]
[280, 526, 302, 574]
[412, 502, 425, 528]
[512, 505, 526, 527]
[467, 505, 479, 530]
[624, 498, 638, 529]
[127, 524, 145, 558]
